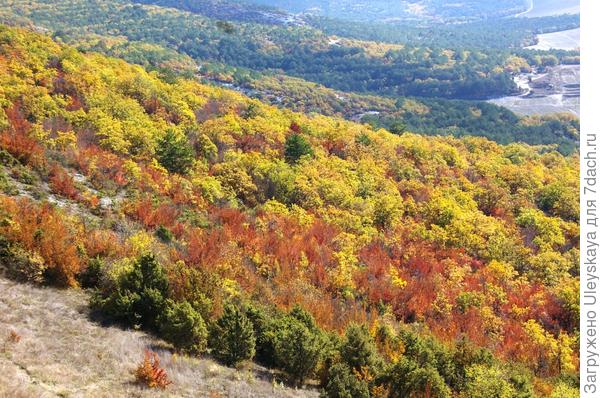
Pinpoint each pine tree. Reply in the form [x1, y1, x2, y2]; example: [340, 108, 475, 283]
[324, 363, 370, 398]
[156, 128, 194, 174]
[284, 133, 313, 164]
[160, 299, 208, 354]
[210, 304, 256, 367]
[340, 323, 380, 373]
[93, 254, 169, 331]
[386, 358, 451, 398]
[270, 314, 324, 385]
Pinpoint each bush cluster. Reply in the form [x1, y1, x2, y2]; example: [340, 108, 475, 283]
[89, 253, 540, 397]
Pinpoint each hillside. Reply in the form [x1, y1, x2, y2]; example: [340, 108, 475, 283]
[207, 0, 528, 23]
[0, 0, 581, 152]
[0, 0, 578, 100]
[0, 276, 318, 398]
[0, 24, 580, 397]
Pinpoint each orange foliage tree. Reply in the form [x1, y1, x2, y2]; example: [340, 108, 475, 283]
[0, 195, 82, 286]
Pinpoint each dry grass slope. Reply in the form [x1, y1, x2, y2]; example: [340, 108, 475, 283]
[0, 277, 319, 398]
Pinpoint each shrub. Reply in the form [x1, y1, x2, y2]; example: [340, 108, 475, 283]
[550, 382, 579, 398]
[0, 197, 82, 286]
[210, 304, 256, 367]
[0, 244, 46, 284]
[155, 225, 174, 243]
[269, 313, 324, 385]
[452, 337, 495, 391]
[0, 167, 17, 195]
[323, 363, 370, 398]
[160, 299, 208, 355]
[340, 324, 381, 374]
[94, 254, 169, 330]
[0, 103, 44, 167]
[7, 330, 21, 344]
[464, 364, 516, 398]
[48, 165, 79, 200]
[79, 257, 104, 289]
[84, 229, 122, 259]
[134, 350, 172, 389]
[508, 371, 535, 398]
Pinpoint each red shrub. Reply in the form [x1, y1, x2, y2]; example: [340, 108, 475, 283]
[134, 350, 172, 389]
[7, 330, 21, 344]
[84, 229, 122, 259]
[127, 198, 180, 230]
[0, 196, 82, 286]
[75, 146, 128, 188]
[0, 103, 44, 166]
[49, 165, 80, 200]
[289, 121, 302, 134]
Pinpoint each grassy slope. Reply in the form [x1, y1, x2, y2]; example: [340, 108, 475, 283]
[0, 276, 318, 398]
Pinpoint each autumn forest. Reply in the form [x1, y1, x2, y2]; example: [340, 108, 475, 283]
[0, 1, 581, 397]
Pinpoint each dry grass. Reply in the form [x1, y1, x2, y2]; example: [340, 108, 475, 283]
[0, 276, 319, 398]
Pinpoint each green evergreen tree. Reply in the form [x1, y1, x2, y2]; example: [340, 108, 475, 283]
[340, 323, 380, 373]
[156, 128, 195, 174]
[323, 363, 370, 398]
[270, 314, 324, 385]
[289, 304, 317, 330]
[94, 254, 169, 331]
[244, 303, 276, 366]
[210, 304, 256, 367]
[160, 299, 208, 354]
[389, 120, 407, 135]
[385, 358, 451, 398]
[284, 133, 313, 164]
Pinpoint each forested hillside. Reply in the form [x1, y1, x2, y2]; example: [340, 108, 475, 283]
[0, 25, 579, 397]
[0, 0, 565, 99]
[0, 0, 580, 153]
[235, 0, 528, 22]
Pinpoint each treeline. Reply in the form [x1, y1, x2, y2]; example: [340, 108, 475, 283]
[132, 0, 299, 26]
[363, 99, 580, 154]
[236, 0, 527, 23]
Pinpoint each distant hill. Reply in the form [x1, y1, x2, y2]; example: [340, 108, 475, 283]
[247, 0, 528, 22]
